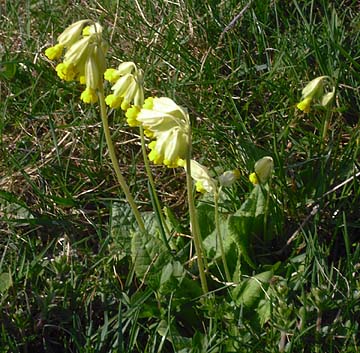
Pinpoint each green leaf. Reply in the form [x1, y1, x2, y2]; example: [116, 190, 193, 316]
[110, 202, 158, 259]
[110, 202, 136, 258]
[228, 185, 266, 268]
[196, 201, 216, 239]
[232, 269, 274, 308]
[159, 261, 185, 294]
[131, 228, 200, 296]
[202, 211, 229, 259]
[256, 298, 271, 326]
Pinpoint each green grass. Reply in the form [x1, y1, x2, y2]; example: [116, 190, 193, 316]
[1, 0, 360, 352]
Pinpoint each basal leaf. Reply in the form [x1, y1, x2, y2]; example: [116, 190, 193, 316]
[111, 202, 157, 258]
[232, 269, 274, 308]
[228, 185, 267, 267]
[196, 201, 216, 239]
[131, 229, 171, 289]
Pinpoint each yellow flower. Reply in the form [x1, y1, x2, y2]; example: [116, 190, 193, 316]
[104, 62, 144, 110]
[45, 20, 107, 104]
[104, 68, 120, 83]
[105, 94, 123, 109]
[148, 127, 188, 168]
[186, 160, 217, 193]
[80, 87, 98, 103]
[296, 76, 336, 113]
[45, 43, 64, 60]
[55, 62, 77, 81]
[249, 172, 259, 185]
[57, 19, 90, 48]
[297, 97, 312, 113]
[136, 97, 189, 135]
[125, 106, 141, 127]
[86, 50, 103, 87]
[249, 156, 274, 185]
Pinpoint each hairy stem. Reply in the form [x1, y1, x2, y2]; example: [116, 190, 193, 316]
[98, 86, 145, 232]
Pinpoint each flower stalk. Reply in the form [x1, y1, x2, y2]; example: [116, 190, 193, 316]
[185, 125, 208, 294]
[139, 125, 171, 238]
[98, 83, 145, 232]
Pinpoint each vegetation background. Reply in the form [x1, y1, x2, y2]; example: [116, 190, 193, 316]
[0, 0, 359, 352]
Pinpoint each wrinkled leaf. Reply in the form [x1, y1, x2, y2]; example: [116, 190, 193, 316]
[232, 269, 274, 308]
[111, 202, 157, 258]
[131, 229, 171, 289]
[196, 201, 216, 239]
[159, 261, 185, 294]
[228, 185, 266, 267]
[257, 298, 271, 326]
[110, 202, 136, 258]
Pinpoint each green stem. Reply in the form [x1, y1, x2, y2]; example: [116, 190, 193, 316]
[321, 110, 331, 149]
[139, 126, 170, 237]
[214, 187, 231, 282]
[185, 127, 208, 294]
[98, 87, 145, 232]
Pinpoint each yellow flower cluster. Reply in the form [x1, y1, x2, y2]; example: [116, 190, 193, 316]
[104, 62, 144, 112]
[134, 97, 190, 168]
[45, 20, 107, 104]
[297, 76, 335, 113]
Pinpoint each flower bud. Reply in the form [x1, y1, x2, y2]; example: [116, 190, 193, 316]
[321, 87, 335, 107]
[219, 169, 240, 187]
[296, 76, 335, 113]
[57, 20, 90, 48]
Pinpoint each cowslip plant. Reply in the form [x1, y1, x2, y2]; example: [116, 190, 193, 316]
[45, 20, 276, 297]
[45, 20, 211, 292]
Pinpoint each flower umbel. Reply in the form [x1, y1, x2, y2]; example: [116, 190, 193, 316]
[45, 20, 107, 104]
[104, 62, 144, 111]
[135, 97, 190, 168]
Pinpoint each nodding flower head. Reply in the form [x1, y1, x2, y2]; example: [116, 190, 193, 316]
[104, 62, 144, 110]
[249, 156, 274, 185]
[136, 97, 189, 134]
[297, 76, 335, 113]
[186, 160, 217, 193]
[45, 20, 107, 104]
[128, 96, 190, 168]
